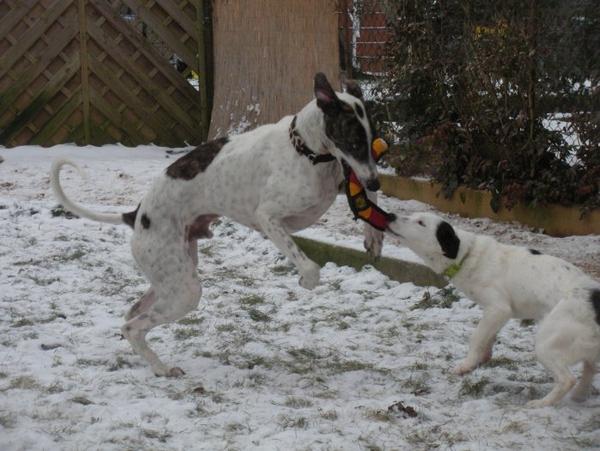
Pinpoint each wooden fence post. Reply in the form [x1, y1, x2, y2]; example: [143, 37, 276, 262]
[78, 0, 90, 144]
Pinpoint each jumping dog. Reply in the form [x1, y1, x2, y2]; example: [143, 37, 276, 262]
[51, 73, 384, 377]
[388, 212, 600, 407]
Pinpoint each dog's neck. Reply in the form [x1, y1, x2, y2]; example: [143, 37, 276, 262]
[441, 230, 475, 278]
[293, 100, 336, 157]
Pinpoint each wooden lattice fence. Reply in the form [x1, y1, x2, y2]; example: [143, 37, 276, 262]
[0, 0, 210, 148]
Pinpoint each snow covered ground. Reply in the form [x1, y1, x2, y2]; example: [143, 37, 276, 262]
[1, 145, 599, 450]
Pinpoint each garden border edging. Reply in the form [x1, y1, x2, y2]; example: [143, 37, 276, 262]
[293, 236, 446, 288]
[380, 175, 600, 237]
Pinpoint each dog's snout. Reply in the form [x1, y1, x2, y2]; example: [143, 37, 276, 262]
[366, 178, 380, 192]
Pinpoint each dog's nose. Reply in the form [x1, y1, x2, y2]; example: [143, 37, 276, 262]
[366, 178, 380, 191]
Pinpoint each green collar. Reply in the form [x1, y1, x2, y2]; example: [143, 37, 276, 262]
[442, 251, 470, 279]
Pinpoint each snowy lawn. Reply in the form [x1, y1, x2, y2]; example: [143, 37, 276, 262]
[0, 145, 599, 450]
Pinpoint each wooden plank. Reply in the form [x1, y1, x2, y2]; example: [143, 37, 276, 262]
[78, 0, 91, 143]
[88, 84, 148, 144]
[195, 0, 208, 140]
[30, 89, 82, 145]
[0, 0, 74, 77]
[118, 0, 197, 69]
[0, 17, 78, 116]
[87, 19, 200, 138]
[153, 0, 197, 41]
[0, 54, 80, 144]
[0, 0, 37, 39]
[91, 1, 201, 108]
[87, 52, 180, 145]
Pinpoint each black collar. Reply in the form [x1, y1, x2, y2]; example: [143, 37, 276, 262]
[289, 116, 336, 165]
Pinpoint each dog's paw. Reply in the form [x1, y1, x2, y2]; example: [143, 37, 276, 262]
[452, 360, 476, 375]
[364, 225, 383, 259]
[299, 261, 320, 290]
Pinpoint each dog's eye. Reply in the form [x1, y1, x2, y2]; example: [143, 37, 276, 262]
[417, 220, 425, 227]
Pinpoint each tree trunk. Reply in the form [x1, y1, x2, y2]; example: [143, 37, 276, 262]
[208, 0, 341, 138]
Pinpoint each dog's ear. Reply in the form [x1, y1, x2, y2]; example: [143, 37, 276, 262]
[314, 72, 340, 116]
[345, 80, 363, 99]
[436, 221, 460, 259]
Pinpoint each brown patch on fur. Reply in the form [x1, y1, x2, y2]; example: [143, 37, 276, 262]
[122, 204, 140, 228]
[166, 137, 229, 180]
[186, 214, 219, 240]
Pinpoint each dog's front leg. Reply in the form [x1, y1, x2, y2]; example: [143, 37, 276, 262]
[453, 306, 512, 375]
[256, 206, 320, 289]
[363, 189, 383, 258]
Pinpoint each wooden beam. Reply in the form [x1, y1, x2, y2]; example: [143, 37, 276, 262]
[0, 54, 80, 144]
[87, 19, 200, 138]
[31, 89, 82, 145]
[78, 0, 91, 144]
[87, 52, 180, 145]
[0, 17, 79, 117]
[0, 0, 37, 39]
[118, 0, 196, 69]
[0, 0, 74, 77]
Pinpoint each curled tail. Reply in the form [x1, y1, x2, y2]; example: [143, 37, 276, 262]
[50, 158, 131, 226]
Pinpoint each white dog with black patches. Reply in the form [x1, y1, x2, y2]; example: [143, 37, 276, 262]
[388, 212, 600, 407]
[51, 73, 384, 377]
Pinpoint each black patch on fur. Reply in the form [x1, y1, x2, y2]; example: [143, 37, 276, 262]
[345, 80, 363, 99]
[590, 289, 600, 325]
[141, 213, 151, 229]
[355, 104, 365, 119]
[314, 72, 341, 116]
[436, 221, 460, 259]
[166, 137, 229, 180]
[529, 248, 542, 255]
[122, 204, 140, 228]
[314, 73, 372, 162]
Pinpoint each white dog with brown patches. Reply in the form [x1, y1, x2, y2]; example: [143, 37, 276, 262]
[388, 212, 600, 407]
[51, 73, 384, 378]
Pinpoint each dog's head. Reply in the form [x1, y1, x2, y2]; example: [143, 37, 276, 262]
[314, 73, 380, 191]
[387, 212, 464, 274]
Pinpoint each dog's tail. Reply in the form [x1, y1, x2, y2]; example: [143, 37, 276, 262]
[50, 159, 125, 225]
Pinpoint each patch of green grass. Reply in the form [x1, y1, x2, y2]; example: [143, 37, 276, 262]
[198, 244, 214, 257]
[8, 375, 39, 390]
[248, 308, 270, 322]
[277, 415, 309, 429]
[284, 396, 313, 408]
[12, 318, 34, 327]
[411, 287, 460, 310]
[459, 377, 490, 397]
[240, 294, 264, 306]
[319, 409, 338, 420]
[329, 358, 373, 374]
[403, 376, 431, 395]
[0, 414, 16, 428]
[216, 323, 236, 332]
[173, 328, 199, 340]
[177, 316, 204, 326]
[142, 428, 172, 443]
[27, 275, 60, 286]
[271, 264, 294, 275]
[486, 356, 517, 369]
[365, 408, 392, 422]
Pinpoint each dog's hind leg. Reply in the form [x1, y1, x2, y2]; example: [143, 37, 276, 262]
[125, 288, 156, 321]
[527, 353, 576, 408]
[571, 361, 596, 402]
[124, 237, 202, 376]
